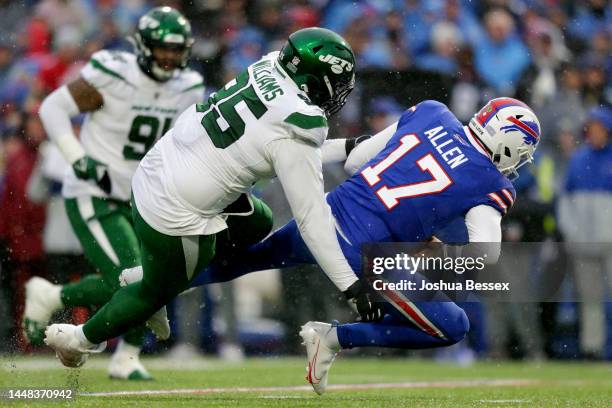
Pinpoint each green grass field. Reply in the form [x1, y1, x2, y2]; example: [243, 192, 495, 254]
[1, 355, 610, 407]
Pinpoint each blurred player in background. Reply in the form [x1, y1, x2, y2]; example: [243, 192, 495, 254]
[187, 97, 542, 394]
[24, 6, 204, 380]
[43, 27, 382, 373]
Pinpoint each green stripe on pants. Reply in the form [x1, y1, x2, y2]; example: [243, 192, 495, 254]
[63, 196, 144, 346]
[82, 196, 216, 344]
[63, 197, 141, 303]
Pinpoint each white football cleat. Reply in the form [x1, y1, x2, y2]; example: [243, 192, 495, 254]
[146, 306, 171, 340]
[44, 324, 106, 368]
[108, 341, 152, 380]
[23, 277, 62, 346]
[299, 321, 341, 395]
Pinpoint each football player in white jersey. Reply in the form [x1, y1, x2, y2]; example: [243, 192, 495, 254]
[43, 27, 381, 371]
[25, 7, 204, 380]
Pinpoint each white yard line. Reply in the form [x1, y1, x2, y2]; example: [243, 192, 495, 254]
[478, 400, 530, 404]
[81, 379, 541, 397]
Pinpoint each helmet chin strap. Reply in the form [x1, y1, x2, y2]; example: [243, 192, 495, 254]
[323, 75, 334, 98]
[466, 126, 492, 159]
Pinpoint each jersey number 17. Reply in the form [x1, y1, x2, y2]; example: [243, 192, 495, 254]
[361, 134, 453, 210]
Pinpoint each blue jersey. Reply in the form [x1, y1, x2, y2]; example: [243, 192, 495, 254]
[327, 100, 515, 244]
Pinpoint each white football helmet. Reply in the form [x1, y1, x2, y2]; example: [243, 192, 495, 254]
[468, 97, 541, 179]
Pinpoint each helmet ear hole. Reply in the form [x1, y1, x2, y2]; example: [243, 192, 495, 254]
[312, 45, 323, 53]
[504, 146, 512, 157]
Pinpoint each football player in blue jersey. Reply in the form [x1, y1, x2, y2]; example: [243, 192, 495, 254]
[146, 97, 541, 394]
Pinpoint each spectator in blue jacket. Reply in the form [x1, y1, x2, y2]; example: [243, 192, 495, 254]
[558, 106, 612, 359]
[473, 8, 530, 95]
[568, 0, 612, 48]
[416, 21, 462, 76]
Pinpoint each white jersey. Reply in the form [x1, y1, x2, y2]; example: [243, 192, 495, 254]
[132, 51, 358, 291]
[133, 51, 327, 236]
[62, 49, 204, 201]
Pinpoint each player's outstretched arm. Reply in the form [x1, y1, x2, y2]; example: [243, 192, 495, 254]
[267, 137, 359, 292]
[321, 135, 372, 165]
[344, 121, 398, 175]
[39, 78, 110, 193]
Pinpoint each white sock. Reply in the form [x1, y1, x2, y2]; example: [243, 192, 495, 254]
[51, 284, 64, 309]
[76, 325, 96, 348]
[75, 325, 107, 353]
[325, 326, 340, 349]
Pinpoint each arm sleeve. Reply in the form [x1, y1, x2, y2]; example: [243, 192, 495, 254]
[321, 138, 347, 164]
[344, 121, 397, 175]
[464, 204, 502, 264]
[267, 137, 359, 292]
[38, 85, 85, 164]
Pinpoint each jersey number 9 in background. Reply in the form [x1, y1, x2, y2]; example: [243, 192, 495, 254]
[123, 115, 173, 160]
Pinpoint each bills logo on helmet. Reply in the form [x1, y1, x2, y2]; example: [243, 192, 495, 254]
[318, 54, 353, 74]
[501, 116, 540, 145]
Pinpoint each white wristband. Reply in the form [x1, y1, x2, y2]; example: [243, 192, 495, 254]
[56, 133, 86, 164]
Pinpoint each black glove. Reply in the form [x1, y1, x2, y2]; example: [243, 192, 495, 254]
[344, 280, 384, 322]
[345, 134, 372, 156]
[72, 156, 112, 194]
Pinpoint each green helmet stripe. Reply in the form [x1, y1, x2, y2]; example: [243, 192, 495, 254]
[284, 112, 328, 130]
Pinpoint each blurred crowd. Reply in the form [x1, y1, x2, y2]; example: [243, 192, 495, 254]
[0, 0, 611, 360]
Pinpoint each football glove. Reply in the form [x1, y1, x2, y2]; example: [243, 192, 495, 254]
[72, 156, 111, 194]
[345, 134, 372, 156]
[344, 280, 384, 322]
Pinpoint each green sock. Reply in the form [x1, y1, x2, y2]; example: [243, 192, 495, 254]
[83, 282, 162, 344]
[61, 275, 115, 307]
[62, 275, 146, 348]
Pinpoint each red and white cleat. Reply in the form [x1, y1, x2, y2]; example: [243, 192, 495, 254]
[299, 321, 340, 395]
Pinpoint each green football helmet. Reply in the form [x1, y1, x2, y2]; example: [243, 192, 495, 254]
[278, 27, 356, 116]
[133, 6, 194, 82]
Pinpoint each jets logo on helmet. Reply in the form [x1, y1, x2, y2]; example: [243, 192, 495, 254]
[318, 54, 354, 74]
[139, 15, 160, 30]
[469, 97, 542, 179]
[278, 27, 356, 116]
